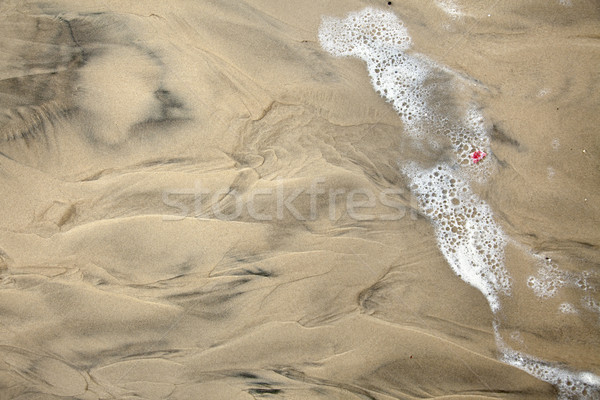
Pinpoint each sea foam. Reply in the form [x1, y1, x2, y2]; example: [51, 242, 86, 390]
[496, 323, 600, 400]
[319, 7, 600, 399]
[404, 163, 509, 311]
[320, 7, 505, 307]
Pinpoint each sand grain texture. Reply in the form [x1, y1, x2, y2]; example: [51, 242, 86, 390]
[0, 1, 599, 399]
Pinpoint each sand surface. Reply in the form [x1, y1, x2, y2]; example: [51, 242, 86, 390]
[0, 1, 599, 399]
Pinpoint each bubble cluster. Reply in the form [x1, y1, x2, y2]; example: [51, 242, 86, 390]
[494, 323, 600, 400]
[559, 302, 578, 314]
[319, 7, 492, 179]
[404, 163, 510, 311]
[527, 258, 597, 299]
[319, 8, 412, 58]
[320, 8, 434, 133]
[527, 260, 569, 299]
[446, 107, 493, 181]
[498, 337, 600, 400]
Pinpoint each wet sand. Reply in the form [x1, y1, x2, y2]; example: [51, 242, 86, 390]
[0, 1, 599, 399]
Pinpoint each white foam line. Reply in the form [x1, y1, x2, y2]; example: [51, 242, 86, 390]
[494, 322, 600, 400]
[403, 162, 509, 311]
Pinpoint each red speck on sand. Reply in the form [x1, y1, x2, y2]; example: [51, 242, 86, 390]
[471, 150, 487, 163]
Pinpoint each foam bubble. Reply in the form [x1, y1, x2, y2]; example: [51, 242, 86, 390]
[537, 88, 550, 98]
